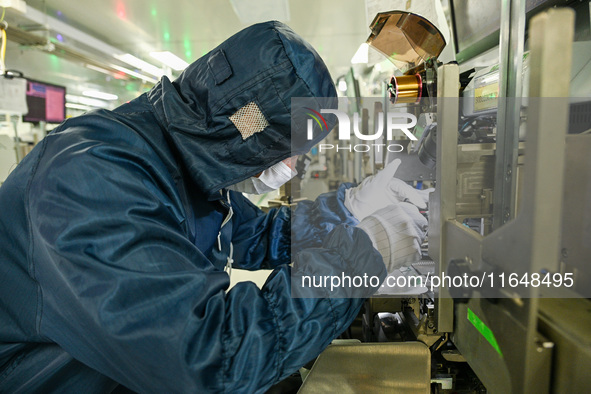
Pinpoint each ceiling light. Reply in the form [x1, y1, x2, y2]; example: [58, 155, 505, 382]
[67, 94, 110, 109]
[110, 65, 158, 84]
[85, 64, 111, 75]
[85, 64, 127, 79]
[65, 94, 82, 103]
[114, 53, 163, 77]
[338, 80, 348, 92]
[66, 103, 92, 111]
[230, 0, 290, 24]
[83, 91, 118, 101]
[150, 51, 189, 71]
[351, 43, 369, 64]
[78, 97, 110, 108]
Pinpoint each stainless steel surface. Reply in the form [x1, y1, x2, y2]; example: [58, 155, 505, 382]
[298, 342, 431, 394]
[431, 63, 460, 334]
[429, 141, 526, 277]
[452, 300, 553, 393]
[493, 0, 526, 229]
[456, 142, 525, 221]
[429, 8, 575, 393]
[401, 304, 441, 347]
[441, 349, 466, 362]
[465, 8, 573, 393]
[456, 143, 495, 220]
[538, 298, 591, 393]
[482, 8, 573, 286]
[444, 220, 483, 273]
[560, 134, 591, 294]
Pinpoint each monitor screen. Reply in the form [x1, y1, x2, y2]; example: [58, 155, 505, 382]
[23, 79, 66, 124]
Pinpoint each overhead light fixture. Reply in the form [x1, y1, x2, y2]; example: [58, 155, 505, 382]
[150, 51, 189, 71]
[78, 97, 110, 108]
[114, 53, 163, 77]
[83, 90, 119, 101]
[110, 65, 159, 84]
[66, 103, 92, 111]
[351, 43, 369, 64]
[85, 64, 111, 75]
[230, 0, 290, 24]
[85, 64, 128, 80]
[66, 94, 111, 109]
[65, 94, 80, 102]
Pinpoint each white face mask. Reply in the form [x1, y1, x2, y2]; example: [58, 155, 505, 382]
[228, 159, 297, 195]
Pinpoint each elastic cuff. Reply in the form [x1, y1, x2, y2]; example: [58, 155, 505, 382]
[261, 290, 284, 384]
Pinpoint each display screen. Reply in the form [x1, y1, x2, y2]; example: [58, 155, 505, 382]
[23, 79, 66, 123]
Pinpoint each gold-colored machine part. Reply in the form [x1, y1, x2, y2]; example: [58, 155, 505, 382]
[388, 74, 423, 103]
[366, 10, 446, 73]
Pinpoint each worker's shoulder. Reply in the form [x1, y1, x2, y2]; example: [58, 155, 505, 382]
[54, 108, 147, 143]
[45, 107, 160, 160]
[33, 111, 169, 185]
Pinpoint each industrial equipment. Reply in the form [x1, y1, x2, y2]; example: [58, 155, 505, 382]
[300, 2, 591, 393]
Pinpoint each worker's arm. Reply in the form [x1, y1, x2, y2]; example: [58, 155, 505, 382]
[291, 182, 359, 248]
[226, 190, 292, 269]
[29, 143, 385, 393]
[228, 183, 358, 270]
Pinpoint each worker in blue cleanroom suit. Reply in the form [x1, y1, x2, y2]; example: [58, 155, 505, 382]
[0, 21, 425, 393]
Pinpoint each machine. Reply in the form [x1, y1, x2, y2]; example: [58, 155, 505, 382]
[299, 2, 591, 393]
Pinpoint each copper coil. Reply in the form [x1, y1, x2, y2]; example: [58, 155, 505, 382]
[388, 74, 422, 104]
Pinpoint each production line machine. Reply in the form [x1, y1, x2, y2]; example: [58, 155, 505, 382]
[299, 2, 591, 393]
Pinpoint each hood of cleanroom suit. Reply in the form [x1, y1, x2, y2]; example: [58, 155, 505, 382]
[147, 20, 337, 198]
[0, 21, 386, 393]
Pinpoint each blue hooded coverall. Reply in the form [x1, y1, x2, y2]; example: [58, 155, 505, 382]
[0, 21, 386, 393]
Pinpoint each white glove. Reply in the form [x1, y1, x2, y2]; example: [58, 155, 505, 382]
[388, 178, 433, 211]
[357, 203, 428, 273]
[345, 159, 433, 221]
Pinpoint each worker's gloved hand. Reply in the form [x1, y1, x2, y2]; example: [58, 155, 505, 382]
[344, 159, 433, 221]
[356, 203, 428, 273]
[388, 178, 433, 211]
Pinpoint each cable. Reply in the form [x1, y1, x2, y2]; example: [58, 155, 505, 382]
[1, 7, 5, 23]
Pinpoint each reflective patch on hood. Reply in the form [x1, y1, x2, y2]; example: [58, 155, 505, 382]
[229, 101, 269, 140]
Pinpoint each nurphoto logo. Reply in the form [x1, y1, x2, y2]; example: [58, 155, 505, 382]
[306, 108, 418, 153]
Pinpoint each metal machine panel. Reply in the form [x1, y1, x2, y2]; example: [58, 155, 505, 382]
[452, 300, 553, 393]
[560, 134, 591, 294]
[299, 342, 431, 394]
[538, 298, 591, 393]
[455, 143, 496, 219]
[454, 143, 525, 221]
[430, 8, 574, 393]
